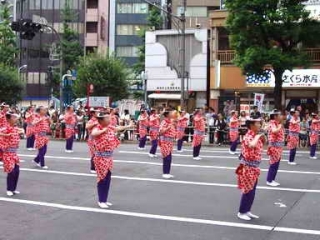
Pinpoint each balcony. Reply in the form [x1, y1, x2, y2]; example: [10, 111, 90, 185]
[217, 48, 320, 65]
[86, 8, 98, 22]
[85, 33, 98, 47]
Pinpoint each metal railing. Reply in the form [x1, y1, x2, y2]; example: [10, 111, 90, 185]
[217, 48, 320, 64]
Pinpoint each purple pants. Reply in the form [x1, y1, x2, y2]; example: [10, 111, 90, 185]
[66, 137, 74, 150]
[267, 161, 280, 182]
[310, 144, 317, 157]
[193, 145, 201, 157]
[289, 148, 297, 162]
[239, 181, 257, 214]
[139, 136, 147, 148]
[149, 140, 158, 155]
[7, 164, 20, 191]
[97, 171, 112, 203]
[177, 139, 183, 151]
[163, 154, 172, 174]
[26, 135, 35, 148]
[34, 144, 47, 167]
[90, 157, 95, 171]
[230, 140, 238, 152]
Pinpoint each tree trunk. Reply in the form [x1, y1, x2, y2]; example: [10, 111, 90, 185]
[273, 69, 285, 111]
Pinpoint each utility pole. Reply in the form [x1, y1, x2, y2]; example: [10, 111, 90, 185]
[180, 0, 186, 108]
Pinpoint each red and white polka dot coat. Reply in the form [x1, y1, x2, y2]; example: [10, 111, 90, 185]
[93, 124, 120, 182]
[287, 116, 300, 150]
[34, 115, 50, 149]
[159, 118, 176, 158]
[267, 120, 284, 165]
[192, 115, 205, 147]
[87, 117, 98, 157]
[64, 113, 77, 139]
[237, 130, 263, 194]
[176, 115, 188, 140]
[149, 114, 160, 141]
[0, 125, 20, 173]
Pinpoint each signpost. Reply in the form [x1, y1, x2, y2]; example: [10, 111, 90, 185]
[88, 97, 110, 108]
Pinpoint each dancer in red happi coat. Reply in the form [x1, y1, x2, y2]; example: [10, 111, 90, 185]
[148, 109, 160, 158]
[137, 109, 149, 150]
[176, 110, 188, 153]
[0, 102, 9, 166]
[25, 106, 36, 150]
[287, 109, 300, 165]
[64, 106, 77, 153]
[159, 110, 177, 179]
[33, 106, 50, 169]
[266, 110, 284, 187]
[192, 109, 205, 160]
[236, 117, 265, 221]
[86, 108, 100, 173]
[0, 112, 24, 196]
[91, 113, 133, 209]
[229, 110, 240, 155]
[309, 113, 320, 159]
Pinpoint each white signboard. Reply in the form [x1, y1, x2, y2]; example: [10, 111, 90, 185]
[89, 96, 110, 108]
[246, 69, 320, 88]
[254, 93, 265, 112]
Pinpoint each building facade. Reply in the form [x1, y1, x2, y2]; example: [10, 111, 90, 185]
[209, 10, 320, 114]
[109, 0, 162, 66]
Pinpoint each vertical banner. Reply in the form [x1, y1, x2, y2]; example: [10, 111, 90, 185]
[254, 93, 265, 112]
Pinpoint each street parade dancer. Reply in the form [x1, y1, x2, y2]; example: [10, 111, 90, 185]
[266, 109, 284, 187]
[192, 109, 205, 160]
[159, 110, 177, 179]
[137, 109, 149, 150]
[176, 110, 188, 153]
[236, 117, 265, 221]
[309, 113, 320, 159]
[0, 102, 9, 166]
[229, 110, 240, 155]
[148, 109, 160, 158]
[91, 112, 133, 209]
[86, 108, 99, 173]
[25, 106, 36, 150]
[33, 106, 50, 169]
[64, 106, 77, 153]
[0, 112, 24, 196]
[287, 109, 300, 165]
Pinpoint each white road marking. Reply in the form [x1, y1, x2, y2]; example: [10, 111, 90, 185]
[18, 155, 320, 176]
[118, 150, 275, 161]
[3, 166, 320, 193]
[0, 197, 320, 236]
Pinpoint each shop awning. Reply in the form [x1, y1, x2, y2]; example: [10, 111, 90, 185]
[148, 93, 181, 100]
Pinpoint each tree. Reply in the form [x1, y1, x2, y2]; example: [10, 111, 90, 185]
[0, 64, 22, 103]
[61, 0, 83, 72]
[0, 4, 18, 66]
[73, 53, 129, 101]
[225, 0, 320, 110]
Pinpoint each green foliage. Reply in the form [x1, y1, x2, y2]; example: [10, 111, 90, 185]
[61, 0, 83, 72]
[132, 91, 144, 100]
[0, 64, 22, 103]
[148, 6, 163, 30]
[0, 5, 18, 66]
[73, 53, 130, 101]
[225, 0, 320, 109]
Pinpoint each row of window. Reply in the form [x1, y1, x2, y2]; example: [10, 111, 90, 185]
[29, 0, 82, 10]
[117, 24, 145, 35]
[117, 3, 148, 14]
[116, 46, 139, 57]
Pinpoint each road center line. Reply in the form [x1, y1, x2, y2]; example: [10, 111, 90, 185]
[18, 154, 320, 176]
[0, 197, 320, 236]
[4, 166, 320, 193]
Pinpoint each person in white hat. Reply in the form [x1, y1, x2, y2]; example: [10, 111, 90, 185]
[236, 116, 265, 221]
[91, 112, 134, 208]
[287, 109, 300, 165]
[309, 113, 320, 159]
[266, 110, 284, 187]
[0, 112, 24, 196]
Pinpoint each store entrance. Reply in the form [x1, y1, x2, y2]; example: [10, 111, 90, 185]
[286, 98, 317, 113]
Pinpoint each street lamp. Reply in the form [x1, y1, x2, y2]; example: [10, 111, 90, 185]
[60, 74, 72, 112]
[18, 64, 27, 72]
[141, 71, 148, 106]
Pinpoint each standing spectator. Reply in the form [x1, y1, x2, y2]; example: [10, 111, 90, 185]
[215, 113, 227, 146]
[207, 107, 217, 144]
[250, 106, 261, 118]
[76, 110, 85, 141]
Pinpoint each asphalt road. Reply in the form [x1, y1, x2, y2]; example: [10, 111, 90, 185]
[1, 140, 320, 240]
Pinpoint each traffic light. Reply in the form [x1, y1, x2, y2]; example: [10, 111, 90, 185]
[10, 19, 42, 40]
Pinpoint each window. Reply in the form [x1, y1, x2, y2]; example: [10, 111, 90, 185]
[177, 7, 208, 17]
[86, 22, 98, 33]
[116, 46, 138, 57]
[117, 25, 145, 35]
[117, 3, 148, 14]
